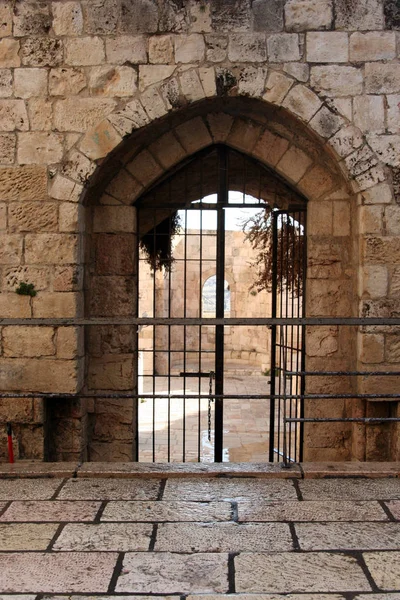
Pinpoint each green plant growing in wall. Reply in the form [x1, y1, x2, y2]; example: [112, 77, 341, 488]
[15, 282, 37, 297]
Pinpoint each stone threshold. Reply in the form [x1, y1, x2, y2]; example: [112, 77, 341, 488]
[0, 460, 400, 479]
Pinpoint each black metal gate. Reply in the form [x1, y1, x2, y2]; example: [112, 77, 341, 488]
[136, 145, 306, 463]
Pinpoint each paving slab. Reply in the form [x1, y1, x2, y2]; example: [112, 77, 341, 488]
[78, 462, 301, 478]
[296, 522, 400, 550]
[53, 523, 153, 551]
[155, 522, 293, 552]
[187, 596, 346, 600]
[0, 523, 58, 550]
[363, 551, 400, 590]
[235, 552, 371, 593]
[299, 478, 400, 500]
[116, 552, 229, 594]
[384, 500, 400, 520]
[44, 597, 177, 600]
[238, 500, 388, 522]
[0, 479, 63, 501]
[0, 501, 101, 522]
[57, 478, 161, 500]
[0, 552, 118, 593]
[101, 500, 232, 522]
[0, 596, 37, 600]
[163, 478, 297, 501]
[354, 595, 400, 599]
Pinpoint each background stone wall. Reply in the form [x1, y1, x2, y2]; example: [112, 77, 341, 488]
[1, 0, 400, 461]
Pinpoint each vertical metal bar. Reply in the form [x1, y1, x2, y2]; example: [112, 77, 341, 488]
[152, 208, 157, 462]
[167, 204, 172, 462]
[214, 145, 227, 462]
[198, 155, 204, 462]
[269, 211, 278, 462]
[183, 205, 188, 462]
[135, 206, 140, 462]
[299, 209, 307, 462]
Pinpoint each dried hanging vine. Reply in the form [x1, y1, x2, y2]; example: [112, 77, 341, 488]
[243, 207, 305, 296]
[139, 212, 181, 272]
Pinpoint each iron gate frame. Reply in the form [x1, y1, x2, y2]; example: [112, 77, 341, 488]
[136, 144, 307, 463]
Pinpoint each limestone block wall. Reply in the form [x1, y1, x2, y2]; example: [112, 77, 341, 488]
[0, 0, 400, 461]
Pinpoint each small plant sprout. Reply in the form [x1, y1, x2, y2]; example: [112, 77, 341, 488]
[15, 282, 37, 297]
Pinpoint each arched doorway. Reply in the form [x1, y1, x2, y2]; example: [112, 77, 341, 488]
[136, 145, 306, 462]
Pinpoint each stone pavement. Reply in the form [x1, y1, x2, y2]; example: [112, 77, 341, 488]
[1, 465, 400, 597]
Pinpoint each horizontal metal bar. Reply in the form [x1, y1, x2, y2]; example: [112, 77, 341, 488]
[285, 371, 400, 376]
[1, 317, 400, 326]
[0, 392, 399, 400]
[286, 418, 400, 423]
[180, 372, 214, 378]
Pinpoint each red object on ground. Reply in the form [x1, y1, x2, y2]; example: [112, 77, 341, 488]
[6, 423, 14, 463]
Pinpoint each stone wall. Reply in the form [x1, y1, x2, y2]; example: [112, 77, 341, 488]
[1, 0, 400, 461]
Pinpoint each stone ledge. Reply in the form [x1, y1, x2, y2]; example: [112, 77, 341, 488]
[0, 461, 399, 479]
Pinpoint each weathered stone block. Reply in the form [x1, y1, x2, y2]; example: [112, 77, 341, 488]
[228, 33, 266, 62]
[335, 0, 384, 30]
[82, 0, 118, 34]
[13, 1, 51, 37]
[362, 265, 388, 298]
[27, 98, 53, 131]
[79, 119, 122, 160]
[179, 69, 204, 102]
[307, 200, 333, 235]
[65, 37, 105, 66]
[267, 33, 300, 62]
[188, 1, 211, 33]
[126, 149, 162, 187]
[252, 0, 284, 31]
[139, 65, 174, 91]
[17, 133, 64, 165]
[0, 358, 80, 393]
[59, 203, 82, 233]
[309, 106, 345, 139]
[363, 236, 400, 264]
[0, 100, 29, 131]
[118, 0, 158, 34]
[0, 2, 12, 38]
[350, 31, 396, 61]
[175, 34, 205, 63]
[253, 129, 289, 167]
[32, 292, 81, 318]
[148, 35, 173, 63]
[61, 149, 96, 184]
[8, 202, 58, 233]
[14, 68, 48, 99]
[0, 398, 34, 423]
[106, 168, 142, 204]
[0, 294, 30, 317]
[0, 69, 12, 97]
[3, 326, 55, 358]
[21, 38, 63, 67]
[368, 134, 400, 167]
[95, 233, 135, 275]
[298, 164, 337, 199]
[93, 206, 135, 233]
[307, 32, 348, 63]
[211, 0, 251, 32]
[0, 234, 22, 264]
[25, 234, 78, 264]
[0, 166, 47, 201]
[333, 201, 350, 236]
[359, 333, 385, 363]
[282, 84, 322, 121]
[345, 145, 378, 177]
[311, 66, 363, 97]
[52, 1, 83, 36]
[57, 326, 84, 359]
[53, 265, 83, 292]
[354, 95, 384, 134]
[285, 0, 333, 31]
[363, 182, 393, 205]
[149, 131, 186, 169]
[330, 125, 364, 158]
[49, 68, 86, 96]
[283, 62, 309, 82]
[365, 63, 400, 93]
[54, 98, 116, 132]
[138, 85, 168, 120]
[238, 66, 267, 97]
[276, 145, 313, 184]
[0, 133, 15, 164]
[175, 117, 212, 153]
[50, 174, 82, 202]
[105, 36, 147, 64]
[205, 34, 227, 62]
[3, 265, 50, 292]
[0, 39, 20, 68]
[89, 274, 135, 317]
[263, 71, 292, 104]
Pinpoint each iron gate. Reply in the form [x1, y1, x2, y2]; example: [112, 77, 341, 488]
[136, 145, 307, 462]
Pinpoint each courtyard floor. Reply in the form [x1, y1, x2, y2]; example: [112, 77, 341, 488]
[1, 463, 400, 597]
